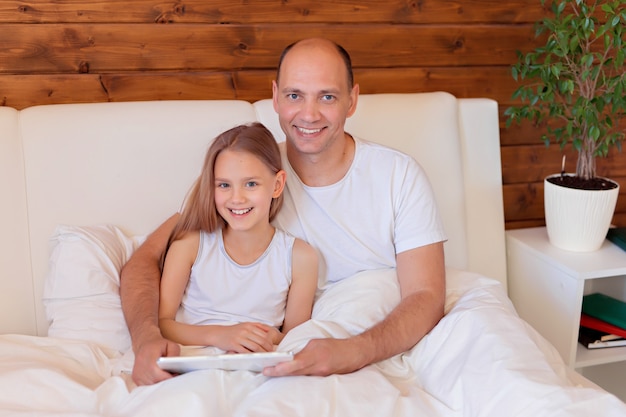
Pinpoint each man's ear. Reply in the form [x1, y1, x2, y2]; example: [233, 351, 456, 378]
[272, 80, 279, 113]
[347, 83, 360, 118]
[273, 169, 287, 198]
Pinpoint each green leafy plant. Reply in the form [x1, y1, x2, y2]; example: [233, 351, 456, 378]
[505, 0, 626, 183]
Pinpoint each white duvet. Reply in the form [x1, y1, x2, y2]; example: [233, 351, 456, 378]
[1, 268, 625, 417]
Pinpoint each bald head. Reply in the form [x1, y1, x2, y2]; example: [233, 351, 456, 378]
[276, 38, 354, 89]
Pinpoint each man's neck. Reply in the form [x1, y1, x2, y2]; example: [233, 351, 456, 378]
[287, 133, 355, 187]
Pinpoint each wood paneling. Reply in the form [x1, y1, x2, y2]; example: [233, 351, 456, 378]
[0, 67, 519, 109]
[0, 1, 547, 24]
[1, 0, 624, 230]
[0, 24, 536, 73]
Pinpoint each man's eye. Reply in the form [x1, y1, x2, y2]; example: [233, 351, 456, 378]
[288, 93, 299, 100]
[322, 95, 335, 101]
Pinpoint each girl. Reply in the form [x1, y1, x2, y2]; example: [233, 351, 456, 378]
[158, 122, 318, 353]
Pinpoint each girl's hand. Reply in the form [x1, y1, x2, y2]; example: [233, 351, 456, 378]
[266, 326, 284, 346]
[214, 322, 276, 353]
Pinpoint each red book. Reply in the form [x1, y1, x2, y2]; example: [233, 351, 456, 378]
[580, 313, 626, 339]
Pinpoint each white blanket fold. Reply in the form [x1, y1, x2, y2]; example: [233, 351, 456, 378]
[1, 269, 625, 417]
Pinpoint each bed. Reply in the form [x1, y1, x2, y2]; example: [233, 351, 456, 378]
[1, 92, 624, 416]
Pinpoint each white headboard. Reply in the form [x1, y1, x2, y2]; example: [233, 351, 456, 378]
[0, 92, 506, 336]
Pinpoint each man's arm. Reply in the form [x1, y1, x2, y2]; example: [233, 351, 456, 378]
[357, 241, 446, 362]
[263, 241, 445, 376]
[119, 213, 181, 385]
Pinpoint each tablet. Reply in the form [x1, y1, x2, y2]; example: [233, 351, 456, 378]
[156, 351, 294, 373]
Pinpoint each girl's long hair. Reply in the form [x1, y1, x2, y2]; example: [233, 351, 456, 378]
[160, 122, 283, 270]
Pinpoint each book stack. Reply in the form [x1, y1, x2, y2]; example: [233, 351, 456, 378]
[606, 227, 626, 252]
[579, 293, 626, 349]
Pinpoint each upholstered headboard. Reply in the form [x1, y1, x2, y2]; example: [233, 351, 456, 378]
[0, 92, 506, 336]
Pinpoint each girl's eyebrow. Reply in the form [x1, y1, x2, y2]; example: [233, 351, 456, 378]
[214, 176, 261, 182]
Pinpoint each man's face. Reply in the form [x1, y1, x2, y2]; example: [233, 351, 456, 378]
[272, 43, 358, 158]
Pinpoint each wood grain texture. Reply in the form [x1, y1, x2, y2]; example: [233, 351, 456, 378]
[0, 1, 547, 24]
[0, 67, 518, 109]
[0, 23, 537, 73]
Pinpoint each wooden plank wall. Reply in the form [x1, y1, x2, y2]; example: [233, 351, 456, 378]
[1, 0, 625, 229]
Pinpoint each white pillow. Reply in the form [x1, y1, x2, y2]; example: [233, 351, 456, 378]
[43, 224, 145, 353]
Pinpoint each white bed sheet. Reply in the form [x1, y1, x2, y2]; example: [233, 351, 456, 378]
[1, 269, 625, 417]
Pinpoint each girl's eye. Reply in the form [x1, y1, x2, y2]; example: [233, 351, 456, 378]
[217, 183, 229, 189]
[246, 181, 258, 187]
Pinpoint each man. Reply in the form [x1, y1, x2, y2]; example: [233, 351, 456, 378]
[120, 37, 446, 386]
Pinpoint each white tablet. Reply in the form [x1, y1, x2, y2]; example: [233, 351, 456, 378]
[157, 351, 294, 373]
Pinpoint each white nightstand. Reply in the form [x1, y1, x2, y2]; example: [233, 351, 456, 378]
[506, 227, 626, 400]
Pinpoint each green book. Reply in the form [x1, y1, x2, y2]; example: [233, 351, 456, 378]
[606, 227, 626, 251]
[582, 293, 626, 331]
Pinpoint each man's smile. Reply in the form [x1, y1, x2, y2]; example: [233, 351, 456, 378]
[296, 126, 324, 135]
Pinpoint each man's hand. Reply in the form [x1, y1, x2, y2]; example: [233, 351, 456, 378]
[263, 337, 367, 377]
[131, 335, 181, 386]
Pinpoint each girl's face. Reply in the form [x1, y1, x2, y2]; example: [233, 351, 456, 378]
[213, 149, 285, 232]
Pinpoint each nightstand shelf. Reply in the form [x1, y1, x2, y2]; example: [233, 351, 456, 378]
[507, 227, 626, 399]
[575, 344, 626, 368]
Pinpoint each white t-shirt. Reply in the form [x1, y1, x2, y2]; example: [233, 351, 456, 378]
[273, 137, 447, 287]
[179, 228, 295, 327]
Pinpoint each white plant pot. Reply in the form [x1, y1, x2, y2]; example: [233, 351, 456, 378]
[544, 174, 619, 252]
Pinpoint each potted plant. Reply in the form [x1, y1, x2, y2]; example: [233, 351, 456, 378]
[505, 0, 626, 251]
